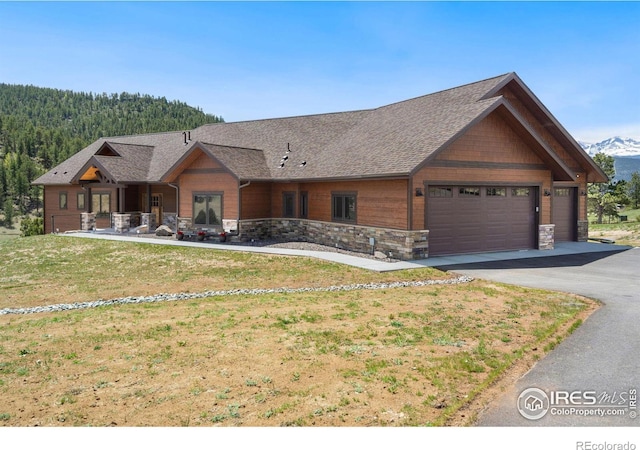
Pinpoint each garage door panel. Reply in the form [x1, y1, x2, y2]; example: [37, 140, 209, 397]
[427, 185, 536, 256]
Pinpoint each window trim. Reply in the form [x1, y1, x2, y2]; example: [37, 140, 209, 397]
[282, 191, 296, 218]
[77, 192, 85, 211]
[192, 192, 223, 227]
[300, 191, 309, 219]
[92, 192, 111, 217]
[331, 192, 357, 223]
[59, 192, 68, 210]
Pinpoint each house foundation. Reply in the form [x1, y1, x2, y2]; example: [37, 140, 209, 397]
[237, 218, 429, 260]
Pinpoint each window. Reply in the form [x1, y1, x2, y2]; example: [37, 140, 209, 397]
[300, 192, 308, 219]
[512, 188, 531, 197]
[282, 192, 295, 218]
[429, 187, 453, 198]
[59, 192, 68, 210]
[77, 193, 85, 210]
[555, 188, 570, 197]
[459, 187, 480, 197]
[92, 193, 111, 216]
[486, 187, 506, 197]
[332, 193, 356, 222]
[193, 193, 222, 227]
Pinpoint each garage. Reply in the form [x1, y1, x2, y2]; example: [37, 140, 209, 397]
[426, 185, 537, 256]
[552, 187, 577, 242]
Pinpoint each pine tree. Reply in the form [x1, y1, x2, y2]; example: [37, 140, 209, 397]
[628, 171, 640, 210]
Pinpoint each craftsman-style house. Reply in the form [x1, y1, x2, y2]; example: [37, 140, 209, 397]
[33, 73, 607, 260]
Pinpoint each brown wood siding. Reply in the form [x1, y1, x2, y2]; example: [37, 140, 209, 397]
[240, 182, 272, 219]
[411, 116, 555, 230]
[43, 185, 86, 233]
[177, 153, 239, 219]
[293, 179, 408, 229]
[499, 85, 582, 171]
[435, 113, 545, 166]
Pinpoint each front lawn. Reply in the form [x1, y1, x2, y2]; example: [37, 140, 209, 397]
[0, 235, 596, 426]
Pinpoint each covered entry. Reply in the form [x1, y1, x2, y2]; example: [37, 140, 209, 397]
[426, 185, 538, 256]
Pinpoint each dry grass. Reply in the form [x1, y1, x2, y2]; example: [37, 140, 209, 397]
[0, 235, 597, 426]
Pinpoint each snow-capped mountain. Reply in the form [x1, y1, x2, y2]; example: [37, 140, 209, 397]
[579, 137, 640, 157]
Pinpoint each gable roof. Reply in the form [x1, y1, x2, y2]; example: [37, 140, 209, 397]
[33, 72, 608, 186]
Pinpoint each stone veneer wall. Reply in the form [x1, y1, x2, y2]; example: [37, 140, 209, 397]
[112, 213, 131, 233]
[538, 224, 555, 250]
[238, 218, 429, 260]
[577, 220, 588, 242]
[81, 212, 96, 231]
[141, 213, 157, 232]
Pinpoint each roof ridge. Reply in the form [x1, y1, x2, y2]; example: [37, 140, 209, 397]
[374, 72, 515, 110]
[100, 130, 184, 140]
[199, 142, 265, 153]
[105, 141, 156, 149]
[195, 108, 372, 129]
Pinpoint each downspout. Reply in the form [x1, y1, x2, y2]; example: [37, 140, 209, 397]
[237, 180, 251, 236]
[169, 183, 179, 233]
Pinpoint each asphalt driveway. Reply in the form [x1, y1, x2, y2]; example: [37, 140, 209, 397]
[437, 247, 640, 426]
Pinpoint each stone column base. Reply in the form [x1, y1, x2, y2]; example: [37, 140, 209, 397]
[538, 224, 555, 250]
[113, 213, 131, 233]
[81, 212, 96, 231]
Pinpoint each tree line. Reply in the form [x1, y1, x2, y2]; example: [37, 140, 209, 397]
[588, 153, 640, 223]
[0, 83, 223, 228]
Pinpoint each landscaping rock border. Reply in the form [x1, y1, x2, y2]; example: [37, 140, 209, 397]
[0, 276, 473, 316]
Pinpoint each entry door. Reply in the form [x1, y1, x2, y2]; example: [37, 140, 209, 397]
[151, 194, 163, 225]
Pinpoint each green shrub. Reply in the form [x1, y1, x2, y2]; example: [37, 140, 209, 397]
[20, 216, 44, 237]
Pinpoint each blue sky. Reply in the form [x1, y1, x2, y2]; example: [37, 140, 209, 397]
[0, 1, 638, 143]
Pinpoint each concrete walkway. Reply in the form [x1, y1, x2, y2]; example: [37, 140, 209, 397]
[62, 231, 628, 272]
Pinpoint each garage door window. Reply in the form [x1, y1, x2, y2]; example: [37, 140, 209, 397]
[429, 187, 453, 198]
[459, 187, 480, 197]
[555, 188, 570, 197]
[487, 187, 506, 197]
[512, 188, 530, 197]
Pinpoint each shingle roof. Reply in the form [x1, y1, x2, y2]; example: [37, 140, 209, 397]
[37, 73, 603, 185]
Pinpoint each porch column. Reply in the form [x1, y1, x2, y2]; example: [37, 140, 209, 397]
[146, 185, 152, 213]
[118, 187, 125, 213]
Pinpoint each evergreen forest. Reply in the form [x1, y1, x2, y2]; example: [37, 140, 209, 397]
[0, 83, 223, 228]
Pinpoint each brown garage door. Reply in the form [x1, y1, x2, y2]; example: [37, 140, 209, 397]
[426, 186, 537, 256]
[553, 187, 577, 242]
